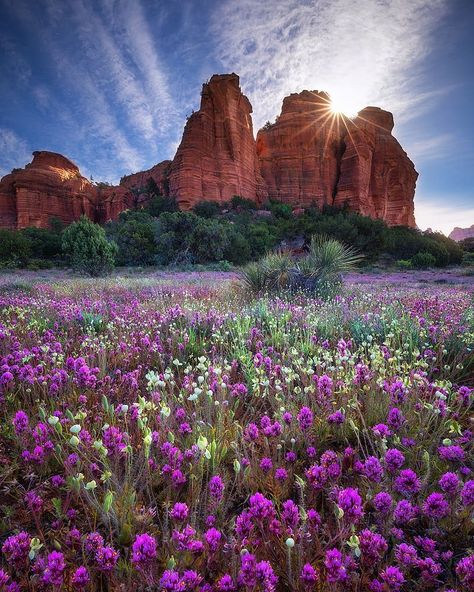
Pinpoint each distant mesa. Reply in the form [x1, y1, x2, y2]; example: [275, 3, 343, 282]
[0, 73, 418, 230]
[449, 225, 474, 242]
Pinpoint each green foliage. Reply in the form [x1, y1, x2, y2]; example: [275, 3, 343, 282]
[21, 227, 62, 260]
[223, 229, 251, 265]
[62, 216, 117, 276]
[0, 229, 31, 266]
[193, 201, 222, 218]
[410, 251, 437, 269]
[241, 235, 361, 298]
[230, 195, 257, 210]
[267, 200, 292, 219]
[459, 236, 474, 252]
[396, 259, 412, 270]
[144, 194, 178, 217]
[111, 218, 157, 266]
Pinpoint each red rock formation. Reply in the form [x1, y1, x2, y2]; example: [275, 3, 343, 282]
[334, 107, 417, 226]
[168, 73, 267, 209]
[256, 90, 344, 208]
[0, 151, 132, 229]
[119, 160, 172, 196]
[257, 93, 417, 227]
[449, 225, 474, 242]
[0, 74, 418, 230]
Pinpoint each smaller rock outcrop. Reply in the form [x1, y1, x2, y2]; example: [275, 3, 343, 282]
[0, 151, 131, 229]
[449, 225, 474, 242]
[119, 160, 172, 197]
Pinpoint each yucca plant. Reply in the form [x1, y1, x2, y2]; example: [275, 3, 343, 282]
[240, 251, 293, 294]
[293, 235, 363, 297]
[241, 236, 361, 298]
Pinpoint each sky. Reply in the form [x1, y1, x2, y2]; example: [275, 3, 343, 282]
[0, 0, 473, 235]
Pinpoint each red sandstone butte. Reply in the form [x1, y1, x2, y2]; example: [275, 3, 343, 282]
[256, 90, 345, 208]
[0, 151, 131, 229]
[168, 73, 267, 209]
[0, 73, 418, 230]
[257, 92, 417, 227]
[334, 107, 417, 227]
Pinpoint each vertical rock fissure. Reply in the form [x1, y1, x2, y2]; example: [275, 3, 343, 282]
[332, 137, 346, 204]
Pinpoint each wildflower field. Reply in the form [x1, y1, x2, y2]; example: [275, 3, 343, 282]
[0, 272, 473, 591]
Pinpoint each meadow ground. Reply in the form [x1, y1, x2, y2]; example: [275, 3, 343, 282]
[0, 269, 473, 591]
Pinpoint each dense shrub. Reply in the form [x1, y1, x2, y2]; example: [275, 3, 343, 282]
[62, 216, 117, 276]
[21, 227, 62, 260]
[193, 200, 222, 218]
[410, 251, 437, 269]
[459, 236, 474, 252]
[230, 195, 257, 210]
[145, 194, 178, 217]
[0, 229, 31, 266]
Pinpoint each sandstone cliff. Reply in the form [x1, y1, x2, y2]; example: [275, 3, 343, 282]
[449, 225, 474, 242]
[257, 94, 417, 226]
[168, 74, 267, 209]
[0, 73, 418, 230]
[0, 151, 131, 229]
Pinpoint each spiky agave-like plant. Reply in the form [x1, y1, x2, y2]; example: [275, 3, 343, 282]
[240, 250, 293, 294]
[293, 235, 363, 296]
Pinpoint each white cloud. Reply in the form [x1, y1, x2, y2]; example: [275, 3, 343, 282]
[212, 0, 449, 130]
[415, 195, 474, 235]
[406, 133, 455, 163]
[0, 128, 31, 177]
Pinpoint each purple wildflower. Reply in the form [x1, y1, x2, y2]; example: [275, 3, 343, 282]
[338, 487, 364, 522]
[131, 533, 157, 567]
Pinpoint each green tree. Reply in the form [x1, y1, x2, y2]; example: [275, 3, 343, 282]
[62, 216, 117, 276]
[0, 229, 31, 267]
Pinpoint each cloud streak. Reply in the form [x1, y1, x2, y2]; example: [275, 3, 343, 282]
[0, 128, 31, 177]
[212, 0, 449, 129]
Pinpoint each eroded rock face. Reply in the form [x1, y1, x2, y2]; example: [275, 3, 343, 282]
[119, 160, 172, 197]
[0, 151, 132, 229]
[256, 90, 344, 208]
[334, 107, 417, 226]
[257, 94, 417, 226]
[168, 73, 267, 209]
[0, 74, 418, 229]
[449, 225, 474, 242]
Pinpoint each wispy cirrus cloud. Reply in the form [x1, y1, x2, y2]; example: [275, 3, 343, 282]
[212, 0, 449, 129]
[0, 128, 31, 177]
[406, 133, 455, 163]
[0, 0, 179, 181]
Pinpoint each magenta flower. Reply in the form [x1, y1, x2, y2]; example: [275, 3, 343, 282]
[324, 548, 347, 583]
[95, 546, 119, 571]
[337, 487, 364, 522]
[208, 475, 225, 502]
[422, 492, 450, 519]
[131, 533, 157, 567]
[300, 563, 319, 586]
[297, 406, 313, 431]
[461, 480, 474, 506]
[381, 566, 405, 591]
[170, 502, 189, 521]
[42, 551, 66, 587]
[1, 532, 31, 566]
[394, 469, 421, 495]
[71, 566, 90, 588]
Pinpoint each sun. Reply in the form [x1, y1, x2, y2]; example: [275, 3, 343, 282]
[329, 96, 359, 118]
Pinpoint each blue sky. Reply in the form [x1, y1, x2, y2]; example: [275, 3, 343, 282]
[0, 0, 473, 234]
